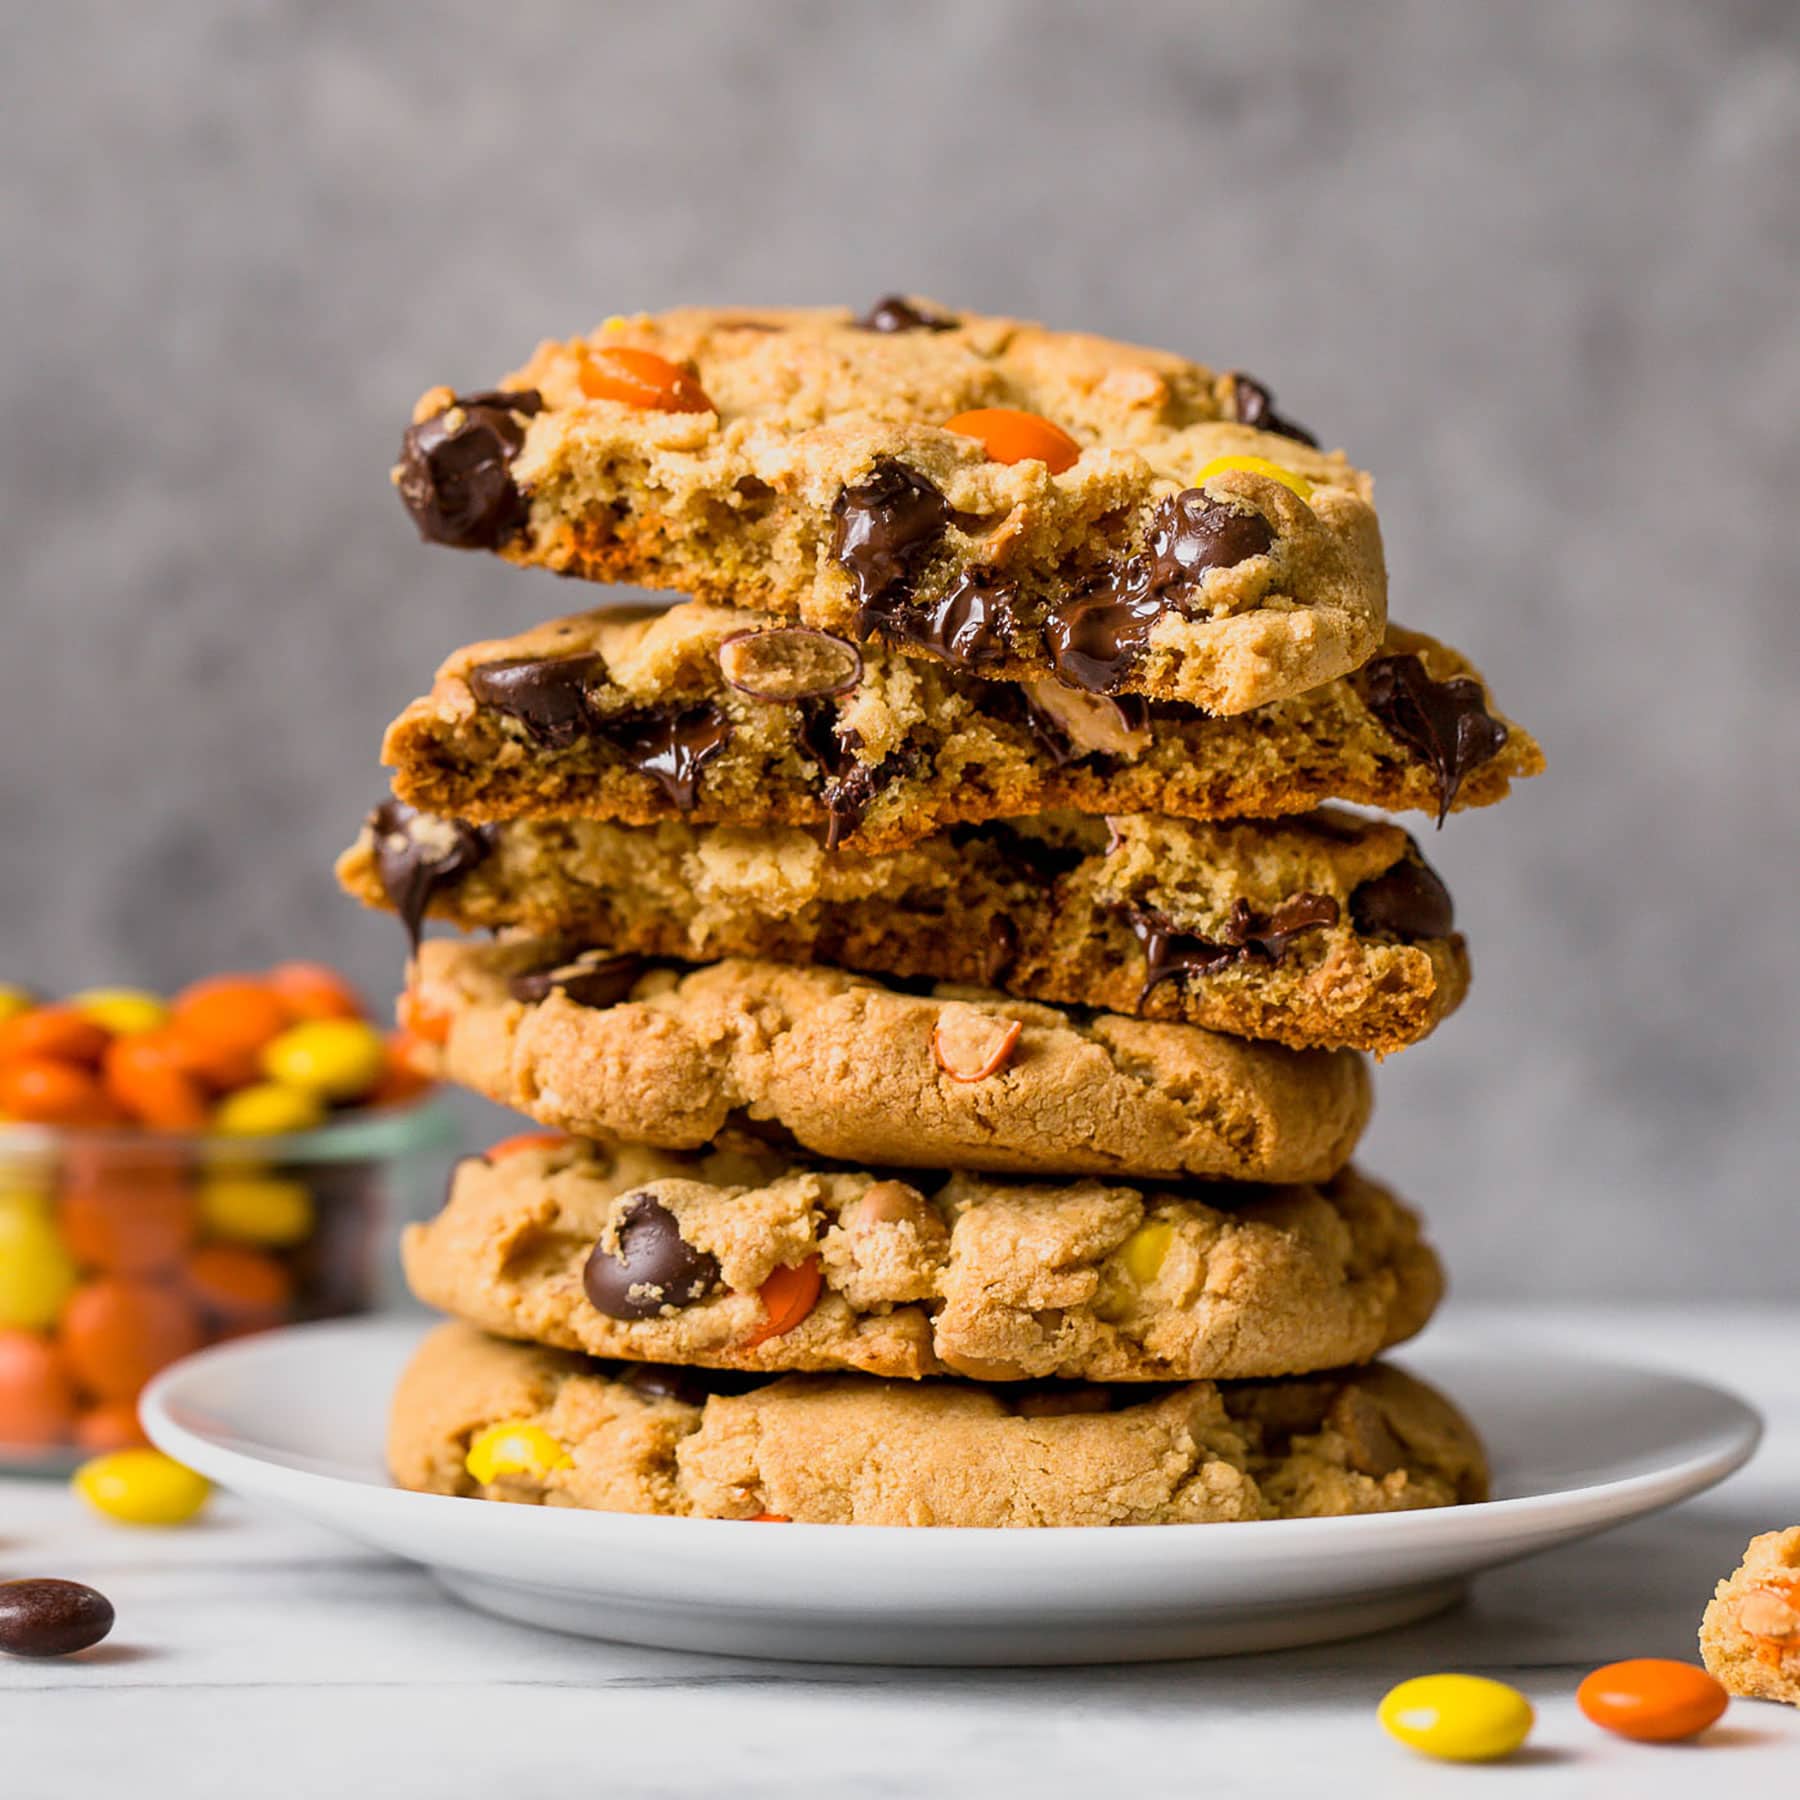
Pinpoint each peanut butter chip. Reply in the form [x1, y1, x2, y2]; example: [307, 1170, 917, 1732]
[1024, 680, 1153, 757]
[1328, 1386, 1407, 1478]
[1738, 1588, 1800, 1640]
[930, 1006, 1023, 1083]
[851, 1181, 936, 1231]
[717, 626, 863, 702]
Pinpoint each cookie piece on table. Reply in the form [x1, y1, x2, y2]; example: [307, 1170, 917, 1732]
[400, 939, 1372, 1185]
[380, 602, 1541, 850]
[341, 806, 1467, 1057]
[388, 1321, 1489, 1527]
[1701, 1528, 1800, 1707]
[403, 1136, 1443, 1382]
[392, 304, 1387, 714]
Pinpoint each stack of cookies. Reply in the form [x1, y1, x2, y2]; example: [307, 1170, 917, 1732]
[342, 301, 1542, 1528]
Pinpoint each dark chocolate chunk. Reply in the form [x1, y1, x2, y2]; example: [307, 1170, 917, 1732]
[1145, 492, 1276, 596]
[0, 1579, 114, 1659]
[396, 388, 544, 550]
[466, 653, 607, 747]
[582, 1196, 721, 1320]
[832, 459, 969, 613]
[854, 296, 958, 333]
[508, 951, 646, 1010]
[795, 697, 861, 782]
[1127, 892, 1340, 1002]
[857, 566, 1021, 672]
[368, 801, 495, 949]
[820, 750, 911, 851]
[1350, 855, 1455, 941]
[1229, 372, 1319, 447]
[1362, 654, 1509, 824]
[598, 703, 731, 810]
[1044, 583, 1167, 695]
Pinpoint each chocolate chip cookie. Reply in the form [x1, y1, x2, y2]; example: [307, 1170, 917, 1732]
[403, 938, 1372, 1183]
[342, 807, 1466, 1055]
[389, 1321, 1488, 1526]
[403, 1136, 1442, 1382]
[379, 602, 1541, 850]
[393, 304, 1388, 713]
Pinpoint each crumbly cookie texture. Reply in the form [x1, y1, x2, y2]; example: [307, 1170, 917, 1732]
[403, 1138, 1442, 1382]
[389, 1322, 1488, 1526]
[379, 603, 1541, 851]
[1701, 1528, 1800, 1707]
[393, 304, 1388, 713]
[404, 938, 1371, 1184]
[342, 807, 1467, 1056]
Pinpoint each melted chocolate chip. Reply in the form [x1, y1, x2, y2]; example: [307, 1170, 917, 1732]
[615, 1362, 770, 1402]
[831, 459, 971, 614]
[599, 704, 731, 810]
[854, 296, 957, 333]
[820, 751, 911, 851]
[1350, 855, 1455, 941]
[582, 1196, 721, 1320]
[858, 566, 1021, 671]
[1229, 372, 1319, 447]
[368, 800, 495, 948]
[466, 653, 607, 747]
[1127, 892, 1340, 1002]
[0, 1579, 114, 1659]
[1044, 584, 1169, 696]
[1146, 492, 1276, 594]
[1362, 654, 1509, 824]
[396, 388, 544, 549]
[508, 951, 646, 1009]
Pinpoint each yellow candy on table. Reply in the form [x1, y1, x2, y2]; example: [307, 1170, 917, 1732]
[70, 986, 171, 1037]
[0, 1208, 79, 1330]
[211, 1083, 327, 1138]
[1118, 1219, 1174, 1285]
[0, 984, 37, 1024]
[198, 1174, 316, 1247]
[465, 1421, 573, 1485]
[1378, 1674, 1535, 1762]
[1194, 452, 1315, 503]
[74, 1449, 211, 1526]
[260, 1020, 387, 1103]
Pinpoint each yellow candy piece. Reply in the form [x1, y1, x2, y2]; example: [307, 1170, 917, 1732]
[0, 1208, 79, 1330]
[70, 986, 171, 1037]
[1119, 1220, 1174, 1285]
[0, 1177, 54, 1220]
[465, 1421, 573, 1485]
[260, 1019, 387, 1103]
[1194, 453, 1314, 503]
[211, 1083, 327, 1137]
[198, 1174, 316, 1247]
[74, 1448, 211, 1526]
[1379, 1674, 1534, 1762]
[0, 984, 37, 1024]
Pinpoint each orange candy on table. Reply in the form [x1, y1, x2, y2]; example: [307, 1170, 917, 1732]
[183, 1245, 293, 1324]
[100, 1032, 213, 1131]
[59, 1278, 204, 1403]
[0, 1057, 122, 1128]
[56, 1169, 197, 1276]
[0, 1005, 110, 1068]
[0, 1329, 77, 1447]
[167, 975, 294, 1088]
[1575, 1658, 1729, 1741]
[577, 345, 715, 414]
[943, 407, 1082, 475]
[265, 962, 365, 1023]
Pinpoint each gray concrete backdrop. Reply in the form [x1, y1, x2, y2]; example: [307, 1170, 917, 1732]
[3, 1, 1796, 1295]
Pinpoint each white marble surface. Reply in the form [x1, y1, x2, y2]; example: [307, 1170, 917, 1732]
[4, 1304, 1796, 1799]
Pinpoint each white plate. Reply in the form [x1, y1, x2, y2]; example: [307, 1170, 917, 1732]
[141, 1317, 1760, 1666]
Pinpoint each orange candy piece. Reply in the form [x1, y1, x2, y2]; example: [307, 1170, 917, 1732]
[266, 962, 364, 1022]
[1576, 1658, 1729, 1741]
[577, 346, 715, 414]
[169, 976, 293, 1086]
[0, 1056, 122, 1127]
[396, 990, 451, 1048]
[183, 1245, 292, 1323]
[483, 1132, 568, 1163]
[741, 1256, 823, 1349]
[59, 1278, 204, 1402]
[943, 407, 1081, 474]
[74, 1399, 150, 1453]
[101, 1032, 213, 1131]
[750, 1512, 793, 1523]
[0, 1005, 111, 1068]
[0, 1329, 77, 1447]
[57, 1170, 197, 1276]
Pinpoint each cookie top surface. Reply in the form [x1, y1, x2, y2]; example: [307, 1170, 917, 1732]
[406, 937, 1372, 1184]
[389, 1320, 1489, 1527]
[403, 1136, 1443, 1383]
[393, 303, 1388, 713]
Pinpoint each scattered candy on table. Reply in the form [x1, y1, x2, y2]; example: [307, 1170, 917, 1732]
[1377, 1673, 1535, 1762]
[1576, 1657, 1730, 1741]
[73, 1447, 211, 1526]
[0, 1578, 115, 1658]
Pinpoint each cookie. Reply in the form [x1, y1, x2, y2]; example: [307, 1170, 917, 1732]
[379, 601, 1542, 851]
[403, 1137, 1443, 1382]
[389, 1321, 1488, 1527]
[404, 938, 1371, 1184]
[392, 304, 1387, 713]
[342, 807, 1467, 1056]
[1700, 1528, 1800, 1707]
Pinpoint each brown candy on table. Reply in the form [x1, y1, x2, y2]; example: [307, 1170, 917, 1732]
[1228, 372, 1319, 447]
[466, 653, 608, 747]
[368, 801, 495, 948]
[583, 1196, 721, 1320]
[0, 1579, 114, 1659]
[396, 388, 544, 550]
[1361, 653, 1510, 824]
[1349, 856, 1456, 942]
[854, 295, 958, 334]
[507, 951, 647, 1010]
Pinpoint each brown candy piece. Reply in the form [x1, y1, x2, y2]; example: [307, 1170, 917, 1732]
[1349, 857, 1455, 942]
[508, 951, 646, 1010]
[396, 388, 543, 549]
[1362, 654, 1510, 824]
[848, 1181, 945, 1241]
[1021, 680, 1152, 758]
[718, 628, 863, 702]
[930, 1006, 1023, 1082]
[0, 1579, 115, 1658]
[583, 1196, 721, 1320]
